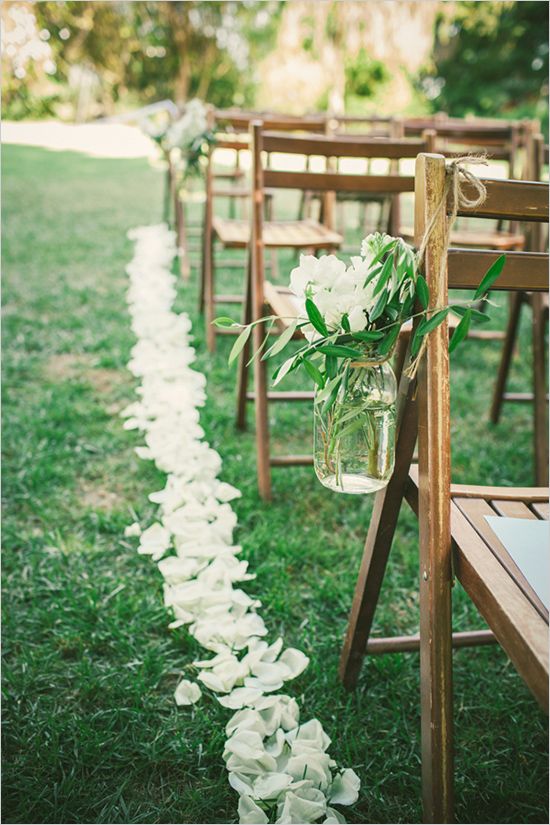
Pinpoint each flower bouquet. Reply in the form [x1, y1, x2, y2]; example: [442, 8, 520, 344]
[141, 99, 215, 183]
[215, 233, 504, 494]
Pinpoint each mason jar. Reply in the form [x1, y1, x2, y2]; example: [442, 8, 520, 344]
[313, 357, 397, 495]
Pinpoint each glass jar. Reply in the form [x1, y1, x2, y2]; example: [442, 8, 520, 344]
[313, 357, 397, 495]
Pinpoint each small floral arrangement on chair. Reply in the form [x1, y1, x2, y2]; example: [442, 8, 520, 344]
[215, 233, 504, 494]
[142, 99, 215, 181]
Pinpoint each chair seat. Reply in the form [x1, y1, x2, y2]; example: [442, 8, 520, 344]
[263, 282, 302, 331]
[407, 465, 549, 709]
[212, 217, 343, 249]
[401, 226, 525, 251]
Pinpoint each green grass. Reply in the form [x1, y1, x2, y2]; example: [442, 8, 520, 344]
[2, 144, 547, 825]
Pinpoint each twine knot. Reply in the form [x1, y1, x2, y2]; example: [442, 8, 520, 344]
[406, 155, 488, 380]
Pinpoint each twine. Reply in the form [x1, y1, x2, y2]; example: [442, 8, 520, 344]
[404, 154, 488, 380]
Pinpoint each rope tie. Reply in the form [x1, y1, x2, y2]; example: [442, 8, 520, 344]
[405, 155, 488, 379]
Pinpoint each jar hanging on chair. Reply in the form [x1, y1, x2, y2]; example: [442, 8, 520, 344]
[313, 352, 397, 495]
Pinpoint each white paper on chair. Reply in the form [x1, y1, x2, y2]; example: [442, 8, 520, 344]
[484, 516, 550, 610]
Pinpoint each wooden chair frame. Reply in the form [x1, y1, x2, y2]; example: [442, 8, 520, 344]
[240, 125, 437, 500]
[201, 112, 332, 350]
[340, 155, 549, 822]
[490, 133, 549, 484]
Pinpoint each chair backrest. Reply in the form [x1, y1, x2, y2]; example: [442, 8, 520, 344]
[405, 116, 524, 178]
[214, 108, 328, 135]
[254, 125, 436, 197]
[412, 151, 549, 598]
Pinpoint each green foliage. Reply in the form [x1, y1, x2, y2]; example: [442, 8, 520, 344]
[345, 48, 389, 100]
[5, 1, 281, 120]
[418, 1, 549, 131]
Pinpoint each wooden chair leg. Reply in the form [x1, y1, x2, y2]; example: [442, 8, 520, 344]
[175, 192, 191, 281]
[490, 292, 523, 424]
[532, 293, 548, 485]
[164, 162, 172, 225]
[339, 373, 418, 689]
[236, 257, 253, 431]
[205, 232, 216, 352]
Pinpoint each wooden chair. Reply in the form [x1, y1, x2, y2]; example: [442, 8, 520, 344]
[490, 133, 549, 485]
[340, 154, 549, 822]
[238, 125, 437, 500]
[202, 115, 333, 351]
[401, 117, 526, 251]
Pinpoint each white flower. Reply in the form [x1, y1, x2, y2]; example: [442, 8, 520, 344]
[348, 305, 366, 332]
[329, 768, 361, 806]
[137, 522, 170, 560]
[174, 679, 202, 706]
[124, 522, 141, 537]
[289, 255, 319, 297]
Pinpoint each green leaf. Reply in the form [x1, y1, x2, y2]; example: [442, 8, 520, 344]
[341, 313, 351, 333]
[449, 308, 471, 353]
[228, 325, 252, 365]
[325, 354, 337, 378]
[213, 316, 239, 328]
[272, 355, 297, 386]
[415, 275, 430, 310]
[417, 308, 450, 336]
[318, 344, 362, 359]
[302, 358, 325, 388]
[322, 376, 342, 415]
[261, 320, 297, 360]
[377, 323, 401, 356]
[373, 254, 394, 296]
[351, 329, 384, 342]
[474, 254, 506, 299]
[305, 297, 328, 336]
[369, 289, 389, 322]
[451, 305, 490, 323]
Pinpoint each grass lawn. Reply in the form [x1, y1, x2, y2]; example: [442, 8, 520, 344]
[2, 143, 547, 825]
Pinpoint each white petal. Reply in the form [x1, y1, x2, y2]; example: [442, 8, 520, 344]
[329, 768, 360, 806]
[253, 771, 292, 800]
[278, 648, 309, 679]
[174, 679, 201, 706]
[238, 796, 268, 825]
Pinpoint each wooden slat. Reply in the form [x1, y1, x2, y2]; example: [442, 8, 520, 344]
[262, 131, 429, 158]
[264, 169, 415, 194]
[263, 282, 301, 325]
[213, 217, 343, 249]
[447, 249, 548, 292]
[532, 502, 550, 519]
[402, 225, 525, 250]
[214, 110, 327, 133]
[452, 178, 549, 222]
[454, 497, 548, 621]
[451, 501, 549, 710]
[490, 500, 537, 518]
[270, 455, 313, 466]
[246, 391, 314, 402]
[408, 465, 549, 504]
[366, 629, 496, 654]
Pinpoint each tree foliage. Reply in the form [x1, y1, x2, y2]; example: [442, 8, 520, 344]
[419, 1, 548, 125]
[11, 1, 280, 118]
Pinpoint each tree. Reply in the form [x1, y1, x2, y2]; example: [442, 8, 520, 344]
[7, 1, 281, 119]
[418, 1, 548, 127]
